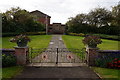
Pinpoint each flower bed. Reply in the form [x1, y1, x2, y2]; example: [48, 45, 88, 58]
[95, 50, 120, 69]
[10, 34, 30, 47]
[82, 35, 102, 48]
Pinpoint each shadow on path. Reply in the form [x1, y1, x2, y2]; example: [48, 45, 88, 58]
[12, 66, 101, 80]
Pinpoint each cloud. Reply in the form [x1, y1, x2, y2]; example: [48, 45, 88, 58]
[0, 0, 119, 23]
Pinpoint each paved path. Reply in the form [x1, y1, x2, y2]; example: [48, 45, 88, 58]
[13, 66, 101, 80]
[48, 35, 66, 48]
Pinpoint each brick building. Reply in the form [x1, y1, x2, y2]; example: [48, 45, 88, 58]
[30, 10, 65, 34]
[48, 23, 65, 34]
[30, 10, 51, 26]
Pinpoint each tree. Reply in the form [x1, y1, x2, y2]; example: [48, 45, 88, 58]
[66, 14, 97, 33]
[112, 3, 120, 26]
[88, 8, 112, 27]
[2, 7, 45, 33]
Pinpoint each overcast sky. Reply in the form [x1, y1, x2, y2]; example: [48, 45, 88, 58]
[0, 0, 119, 24]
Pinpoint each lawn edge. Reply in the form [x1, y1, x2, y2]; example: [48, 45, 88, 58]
[2, 66, 24, 79]
[90, 66, 103, 79]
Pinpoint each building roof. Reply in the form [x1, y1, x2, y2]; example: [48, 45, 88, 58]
[50, 23, 65, 26]
[30, 10, 51, 18]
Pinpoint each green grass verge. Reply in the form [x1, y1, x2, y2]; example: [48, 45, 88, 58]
[2, 35, 52, 49]
[91, 67, 120, 79]
[62, 35, 119, 50]
[62, 35, 85, 49]
[2, 66, 24, 79]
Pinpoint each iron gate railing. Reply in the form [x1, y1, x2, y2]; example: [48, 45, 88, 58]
[29, 48, 86, 64]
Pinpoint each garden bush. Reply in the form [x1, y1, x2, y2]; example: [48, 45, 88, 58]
[2, 53, 17, 67]
[95, 52, 120, 69]
[2, 33, 21, 37]
[68, 33, 119, 41]
[24, 32, 46, 35]
[95, 57, 113, 68]
[92, 34, 119, 41]
[2, 32, 46, 37]
[83, 33, 119, 41]
[68, 33, 85, 37]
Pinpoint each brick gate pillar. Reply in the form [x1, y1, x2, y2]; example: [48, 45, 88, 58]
[14, 47, 29, 65]
[86, 47, 98, 66]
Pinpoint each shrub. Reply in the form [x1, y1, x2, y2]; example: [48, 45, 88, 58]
[2, 33, 21, 37]
[77, 33, 85, 37]
[107, 58, 120, 69]
[95, 52, 120, 69]
[69, 33, 76, 36]
[2, 53, 17, 67]
[10, 34, 31, 43]
[24, 32, 46, 35]
[82, 35, 102, 47]
[95, 57, 113, 68]
[68, 33, 85, 37]
[87, 33, 120, 41]
[2, 32, 46, 37]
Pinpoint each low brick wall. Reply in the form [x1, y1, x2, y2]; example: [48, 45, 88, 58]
[1, 49, 15, 55]
[86, 47, 120, 66]
[94, 50, 120, 68]
[97, 50, 120, 58]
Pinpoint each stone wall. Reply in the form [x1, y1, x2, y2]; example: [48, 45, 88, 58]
[48, 23, 65, 34]
[86, 47, 120, 66]
[1, 49, 15, 55]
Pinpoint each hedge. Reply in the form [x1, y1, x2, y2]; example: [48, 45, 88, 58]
[68, 33, 120, 41]
[88, 34, 120, 41]
[2, 32, 46, 37]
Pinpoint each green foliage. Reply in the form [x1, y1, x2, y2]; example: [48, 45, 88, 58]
[68, 33, 85, 37]
[24, 32, 46, 35]
[95, 53, 120, 68]
[66, 3, 120, 35]
[98, 26, 120, 35]
[2, 54, 17, 67]
[2, 33, 21, 37]
[2, 7, 45, 33]
[2, 66, 23, 78]
[88, 8, 112, 27]
[87, 34, 119, 41]
[112, 4, 120, 26]
[95, 57, 113, 68]
[2, 32, 46, 37]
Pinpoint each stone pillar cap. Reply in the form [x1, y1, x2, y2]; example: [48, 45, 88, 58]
[87, 47, 99, 49]
[14, 46, 29, 48]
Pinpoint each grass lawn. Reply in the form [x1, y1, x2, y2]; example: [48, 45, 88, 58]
[62, 35, 119, 50]
[2, 35, 52, 49]
[2, 66, 24, 79]
[0, 37, 2, 49]
[91, 67, 120, 79]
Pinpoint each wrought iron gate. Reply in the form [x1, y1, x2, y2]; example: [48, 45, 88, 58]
[29, 48, 86, 64]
